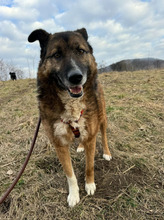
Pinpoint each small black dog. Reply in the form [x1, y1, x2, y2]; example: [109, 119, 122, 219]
[9, 72, 17, 80]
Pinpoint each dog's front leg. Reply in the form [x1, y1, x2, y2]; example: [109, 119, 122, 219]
[41, 120, 80, 207]
[84, 136, 96, 195]
[55, 145, 80, 207]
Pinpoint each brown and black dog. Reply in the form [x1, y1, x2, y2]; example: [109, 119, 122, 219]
[28, 28, 112, 207]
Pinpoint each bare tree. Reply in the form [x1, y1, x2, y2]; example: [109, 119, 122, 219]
[0, 59, 8, 81]
[15, 68, 24, 79]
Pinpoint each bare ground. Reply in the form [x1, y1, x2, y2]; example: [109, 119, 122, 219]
[0, 70, 164, 220]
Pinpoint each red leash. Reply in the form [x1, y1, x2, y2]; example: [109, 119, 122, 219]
[0, 117, 41, 205]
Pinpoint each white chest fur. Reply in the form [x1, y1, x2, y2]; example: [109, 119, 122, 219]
[53, 92, 88, 144]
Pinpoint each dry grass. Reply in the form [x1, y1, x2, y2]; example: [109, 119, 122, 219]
[0, 70, 164, 220]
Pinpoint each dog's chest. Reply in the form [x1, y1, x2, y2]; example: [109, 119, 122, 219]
[53, 95, 87, 142]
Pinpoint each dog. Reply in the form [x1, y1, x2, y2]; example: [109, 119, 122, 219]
[9, 72, 17, 80]
[28, 28, 112, 207]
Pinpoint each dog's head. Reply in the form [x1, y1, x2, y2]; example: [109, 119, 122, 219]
[9, 72, 15, 76]
[28, 28, 96, 98]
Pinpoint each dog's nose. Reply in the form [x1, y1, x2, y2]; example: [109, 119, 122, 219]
[68, 70, 83, 85]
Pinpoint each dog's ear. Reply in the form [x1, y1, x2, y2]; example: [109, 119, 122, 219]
[76, 28, 93, 54]
[76, 28, 88, 41]
[28, 29, 50, 49]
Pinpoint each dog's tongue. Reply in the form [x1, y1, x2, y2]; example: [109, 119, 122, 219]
[69, 86, 82, 94]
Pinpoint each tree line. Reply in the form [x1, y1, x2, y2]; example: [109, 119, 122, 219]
[98, 58, 164, 73]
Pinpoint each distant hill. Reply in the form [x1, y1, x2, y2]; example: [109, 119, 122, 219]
[99, 58, 164, 73]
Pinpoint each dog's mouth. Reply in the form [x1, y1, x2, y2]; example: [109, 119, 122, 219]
[68, 85, 83, 98]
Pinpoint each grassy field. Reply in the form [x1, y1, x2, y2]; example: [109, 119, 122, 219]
[0, 70, 164, 220]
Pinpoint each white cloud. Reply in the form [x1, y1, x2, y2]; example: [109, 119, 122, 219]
[14, 0, 59, 20]
[117, 0, 149, 26]
[88, 20, 123, 36]
[30, 19, 64, 33]
[0, 5, 39, 21]
[14, 0, 39, 8]
[0, 20, 26, 41]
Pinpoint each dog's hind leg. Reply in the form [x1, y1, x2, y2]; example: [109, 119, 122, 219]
[77, 143, 84, 152]
[100, 120, 112, 161]
[55, 145, 80, 207]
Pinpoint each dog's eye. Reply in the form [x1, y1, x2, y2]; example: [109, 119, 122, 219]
[52, 52, 61, 59]
[77, 48, 86, 55]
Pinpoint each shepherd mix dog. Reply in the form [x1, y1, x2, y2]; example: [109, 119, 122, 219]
[28, 28, 112, 207]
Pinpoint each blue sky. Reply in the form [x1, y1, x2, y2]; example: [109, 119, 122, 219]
[0, 0, 164, 77]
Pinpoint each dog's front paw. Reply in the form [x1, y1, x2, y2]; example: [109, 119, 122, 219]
[85, 182, 96, 195]
[103, 154, 112, 161]
[67, 190, 80, 207]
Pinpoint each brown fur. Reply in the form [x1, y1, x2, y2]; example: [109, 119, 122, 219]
[28, 28, 111, 206]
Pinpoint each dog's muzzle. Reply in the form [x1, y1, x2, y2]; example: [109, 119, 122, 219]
[67, 70, 84, 98]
